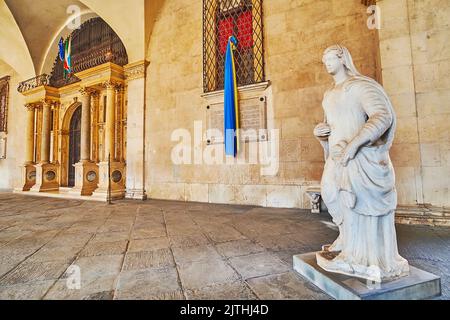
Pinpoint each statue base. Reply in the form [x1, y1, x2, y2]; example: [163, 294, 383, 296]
[293, 252, 441, 300]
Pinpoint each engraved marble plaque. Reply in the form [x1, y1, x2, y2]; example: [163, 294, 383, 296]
[206, 96, 267, 145]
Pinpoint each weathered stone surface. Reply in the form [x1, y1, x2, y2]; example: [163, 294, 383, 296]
[0, 195, 448, 300]
[247, 271, 330, 300]
[229, 252, 290, 280]
[123, 249, 174, 271]
[215, 240, 266, 258]
[115, 267, 182, 300]
[172, 245, 221, 265]
[0, 261, 70, 285]
[65, 255, 123, 280]
[170, 234, 210, 248]
[128, 237, 170, 252]
[185, 281, 257, 300]
[79, 241, 128, 257]
[91, 232, 129, 243]
[178, 259, 240, 290]
[0, 280, 56, 300]
[44, 276, 117, 300]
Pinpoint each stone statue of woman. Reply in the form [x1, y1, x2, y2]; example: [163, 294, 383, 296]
[313, 45, 409, 283]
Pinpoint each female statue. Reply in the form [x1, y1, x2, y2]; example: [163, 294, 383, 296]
[314, 45, 409, 282]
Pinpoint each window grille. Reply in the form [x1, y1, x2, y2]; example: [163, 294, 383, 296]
[203, 0, 265, 93]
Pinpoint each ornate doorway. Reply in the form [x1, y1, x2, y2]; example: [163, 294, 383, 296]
[68, 106, 81, 187]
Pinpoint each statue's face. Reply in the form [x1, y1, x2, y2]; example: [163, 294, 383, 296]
[323, 52, 344, 75]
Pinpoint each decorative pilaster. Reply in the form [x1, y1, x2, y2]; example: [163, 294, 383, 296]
[92, 81, 126, 201]
[79, 87, 92, 162]
[24, 104, 35, 164]
[124, 60, 149, 200]
[50, 103, 60, 164]
[71, 88, 99, 196]
[104, 81, 116, 161]
[40, 100, 52, 164]
[22, 104, 36, 191]
[91, 92, 99, 162]
[31, 100, 59, 192]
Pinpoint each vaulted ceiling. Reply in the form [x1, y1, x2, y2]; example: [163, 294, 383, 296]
[1, 0, 155, 79]
[5, 0, 92, 74]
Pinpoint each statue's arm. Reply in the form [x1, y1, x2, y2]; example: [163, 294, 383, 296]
[352, 86, 393, 149]
[319, 140, 329, 160]
[314, 114, 330, 160]
[341, 86, 393, 166]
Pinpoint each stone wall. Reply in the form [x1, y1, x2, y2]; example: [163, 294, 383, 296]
[0, 61, 26, 190]
[378, 0, 450, 209]
[144, 0, 380, 208]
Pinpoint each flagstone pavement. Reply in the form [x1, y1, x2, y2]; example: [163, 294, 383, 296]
[0, 193, 448, 300]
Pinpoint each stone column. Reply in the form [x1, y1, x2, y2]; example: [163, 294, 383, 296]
[124, 60, 149, 200]
[31, 100, 59, 192]
[92, 81, 125, 201]
[71, 89, 99, 196]
[80, 88, 92, 162]
[25, 104, 35, 164]
[104, 82, 116, 161]
[40, 101, 51, 164]
[22, 104, 36, 191]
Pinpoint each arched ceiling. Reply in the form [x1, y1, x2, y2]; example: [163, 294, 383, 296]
[4, 0, 91, 75]
[0, 0, 34, 78]
[2, 0, 150, 80]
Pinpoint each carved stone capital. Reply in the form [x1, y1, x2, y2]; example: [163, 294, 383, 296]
[79, 87, 96, 97]
[25, 103, 36, 111]
[103, 81, 118, 90]
[124, 61, 149, 81]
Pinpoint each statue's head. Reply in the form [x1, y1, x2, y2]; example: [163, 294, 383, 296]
[322, 45, 361, 77]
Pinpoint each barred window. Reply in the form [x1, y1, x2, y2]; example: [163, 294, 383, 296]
[0, 76, 10, 133]
[203, 0, 265, 93]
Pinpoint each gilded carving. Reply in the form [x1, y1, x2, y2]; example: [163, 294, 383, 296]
[124, 61, 149, 81]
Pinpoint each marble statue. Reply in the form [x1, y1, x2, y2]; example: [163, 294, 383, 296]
[313, 45, 409, 283]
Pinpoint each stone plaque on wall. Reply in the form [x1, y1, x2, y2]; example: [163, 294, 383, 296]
[0, 136, 6, 159]
[0, 76, 10, 133]
[206, 96, 267, 145]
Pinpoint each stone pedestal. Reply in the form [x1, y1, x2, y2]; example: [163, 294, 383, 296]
[21, 163, 36, 191]
[91, 161, 126, 201]
[30, 163, 59, 192]
[293, 252, 441, 300]
[70, 161, 99, 196]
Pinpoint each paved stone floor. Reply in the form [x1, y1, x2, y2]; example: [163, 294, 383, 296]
[0, 193, 448, 300]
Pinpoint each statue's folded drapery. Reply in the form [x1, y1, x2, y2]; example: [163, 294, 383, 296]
[319, 76, 409, 282]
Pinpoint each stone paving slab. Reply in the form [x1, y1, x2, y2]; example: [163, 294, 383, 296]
[246, 271, 331, 300]
[115, 267, 183, 300]
[0, 193, 448, 300]
[229, 252, 290, 280]
[128, 237, 170, 252]
[215, 239, 266, 258]
[178, 258, 240, 290]
[123, 249, 174, 271]
[185, 281, 257, 300]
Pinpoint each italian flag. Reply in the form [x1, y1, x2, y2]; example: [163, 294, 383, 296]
[64, 36, 72, 77]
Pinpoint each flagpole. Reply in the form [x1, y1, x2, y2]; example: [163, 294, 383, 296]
[108, 152, 112, 205]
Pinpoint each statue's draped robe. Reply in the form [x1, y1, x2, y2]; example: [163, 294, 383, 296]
[320, 76, 409, 281]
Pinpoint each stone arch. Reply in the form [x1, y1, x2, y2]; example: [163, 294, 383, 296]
[40, 10, 98, 75]
[60, 101, 81, 187]
[0, 1, 35, 78]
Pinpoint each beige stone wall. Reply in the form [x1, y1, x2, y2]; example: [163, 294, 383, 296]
[0, 61, 27, 189]
[145, 0, 380, 208]
[378, 0, 450, 207]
